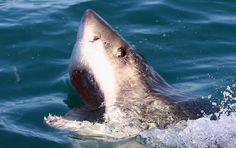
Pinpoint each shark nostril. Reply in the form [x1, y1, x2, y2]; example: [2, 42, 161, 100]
[89, 34, 101, 42]
[93, 35, 100, 41]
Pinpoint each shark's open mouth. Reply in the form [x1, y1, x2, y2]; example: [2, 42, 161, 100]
[71, 69, 104, 107]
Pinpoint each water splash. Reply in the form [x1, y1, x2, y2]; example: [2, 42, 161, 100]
[137, 113, 236, 148]
[137, 83, 236, 148]
[219, 84, 236, 113]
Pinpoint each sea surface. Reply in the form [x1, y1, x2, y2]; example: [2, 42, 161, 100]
[0, 0, 236, 147]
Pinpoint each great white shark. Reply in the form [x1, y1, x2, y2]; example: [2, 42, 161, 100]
[45, 9, 219, 138]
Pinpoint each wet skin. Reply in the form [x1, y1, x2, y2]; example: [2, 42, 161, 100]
[67, 9, 219, 128]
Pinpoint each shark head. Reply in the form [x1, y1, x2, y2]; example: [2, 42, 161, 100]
[69, 9, 168, 115]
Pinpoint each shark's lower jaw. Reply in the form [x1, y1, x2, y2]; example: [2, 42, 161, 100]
[44, 113, 146, 140]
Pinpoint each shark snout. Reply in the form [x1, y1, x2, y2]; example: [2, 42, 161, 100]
[78, 9, 105, 43]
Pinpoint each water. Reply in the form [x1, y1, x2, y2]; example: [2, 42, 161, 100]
[0, 0, 235, 147]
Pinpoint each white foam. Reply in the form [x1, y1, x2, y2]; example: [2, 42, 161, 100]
[138, 84, 236, 148]
[138, 113, 236, 148]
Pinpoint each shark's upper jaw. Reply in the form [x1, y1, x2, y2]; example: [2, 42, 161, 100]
[69, 9, 125, 108]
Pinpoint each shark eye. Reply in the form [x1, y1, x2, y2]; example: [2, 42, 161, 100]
[116, 47, 126, 58]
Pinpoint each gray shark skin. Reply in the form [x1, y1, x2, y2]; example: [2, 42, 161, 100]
[67, 9, 219, 129]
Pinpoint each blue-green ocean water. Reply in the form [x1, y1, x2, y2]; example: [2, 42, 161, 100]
[0, 0, 236, 147]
